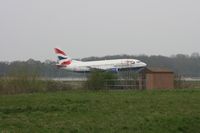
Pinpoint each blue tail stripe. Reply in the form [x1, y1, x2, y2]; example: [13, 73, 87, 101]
[58, 56, 67, 60]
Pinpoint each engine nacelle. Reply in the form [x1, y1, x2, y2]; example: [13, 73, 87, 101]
[109, 68, 119, 73]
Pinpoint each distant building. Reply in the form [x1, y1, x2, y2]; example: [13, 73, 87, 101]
[140, 68, 174, 89]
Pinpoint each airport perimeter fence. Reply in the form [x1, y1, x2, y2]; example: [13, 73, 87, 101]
[104, 79, 146, 90]
[175, 79, 200, 89]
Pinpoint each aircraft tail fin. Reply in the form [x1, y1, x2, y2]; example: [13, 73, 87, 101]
[54, 48, 72, 67]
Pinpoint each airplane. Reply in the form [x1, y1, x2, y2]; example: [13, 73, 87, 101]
[54, 48, 147, 72]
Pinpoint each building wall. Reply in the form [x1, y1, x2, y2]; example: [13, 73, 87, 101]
[146, 74, 154, 89]
[146, 73, 174, 89]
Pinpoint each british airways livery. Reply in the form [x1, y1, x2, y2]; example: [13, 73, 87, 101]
[54, 48, 147, 72]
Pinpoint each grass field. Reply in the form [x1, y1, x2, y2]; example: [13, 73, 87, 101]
[0, 89, 200, 133]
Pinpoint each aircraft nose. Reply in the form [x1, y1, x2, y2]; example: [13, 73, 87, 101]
[143, 62, 147, 67]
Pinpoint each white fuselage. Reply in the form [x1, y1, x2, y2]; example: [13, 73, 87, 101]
[63, 59, 147, 72]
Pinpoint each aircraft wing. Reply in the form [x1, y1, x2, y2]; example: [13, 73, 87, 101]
[87, 66, 107, 71]
[87, 65, 119, 72]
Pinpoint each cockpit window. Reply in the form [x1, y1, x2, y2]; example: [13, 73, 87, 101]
[136, 60, 141, 63]
[126, 61, 135, 64]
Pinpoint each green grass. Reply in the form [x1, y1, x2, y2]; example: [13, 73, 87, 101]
[0, 89, 200, 133]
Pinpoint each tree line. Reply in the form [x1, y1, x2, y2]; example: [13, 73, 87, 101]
[0, 53, 200, 77]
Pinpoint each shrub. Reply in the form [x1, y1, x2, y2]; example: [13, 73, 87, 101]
[86, 70, 118, 90]
[45, 80, 72, 92]
[0, 66, 74, 94]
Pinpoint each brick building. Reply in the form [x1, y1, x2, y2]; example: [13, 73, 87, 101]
[140, 68, 174, 89]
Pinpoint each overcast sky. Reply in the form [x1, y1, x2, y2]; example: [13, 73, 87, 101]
[0, 0, 200, 61]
